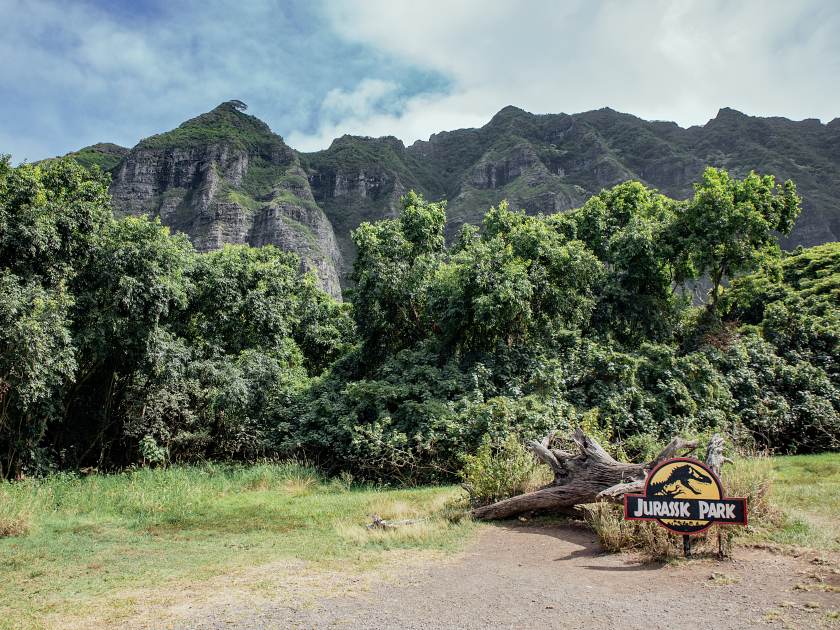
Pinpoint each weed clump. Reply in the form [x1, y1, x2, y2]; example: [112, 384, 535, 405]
[582, 503, 676, 558]
[459, 434, 551, 507]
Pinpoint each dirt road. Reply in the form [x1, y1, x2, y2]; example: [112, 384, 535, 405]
[164, 524, 838, 629]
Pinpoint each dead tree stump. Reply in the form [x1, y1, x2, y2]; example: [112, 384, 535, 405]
[470, 428, 699, 520]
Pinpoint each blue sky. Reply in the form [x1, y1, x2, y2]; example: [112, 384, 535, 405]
[2, 0, 839, 162]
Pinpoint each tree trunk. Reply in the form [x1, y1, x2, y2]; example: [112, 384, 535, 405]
[470, 428, 699, 520]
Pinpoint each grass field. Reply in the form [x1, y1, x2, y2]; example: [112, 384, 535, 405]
[1, 453, 838, 628]
[763, 453, 840, 549]
[0, 462, 472, 629]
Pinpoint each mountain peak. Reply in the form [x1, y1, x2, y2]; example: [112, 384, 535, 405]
[488, 105, 531, 125]
[714, 107, 747, 120]
[214, 99, 248, 112]
[136, 100, 287, 153]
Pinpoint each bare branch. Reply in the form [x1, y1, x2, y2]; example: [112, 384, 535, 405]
[705, 434, 726, 475]
[572, 426, 617, 464]
[648, 437, 698, 469]
[597, 480, 645, 502]
[526, 440, 564, 475]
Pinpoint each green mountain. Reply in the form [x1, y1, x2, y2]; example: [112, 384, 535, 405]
[64, 142, 129, 171]
[108, 101, 343, 297]
[77, 102, 840, 296]
[307, 106, 840, 278]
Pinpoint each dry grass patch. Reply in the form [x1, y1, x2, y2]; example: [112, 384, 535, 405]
[0, 486, 34, 538]
[0, 513, 30, 538]
[581, 502, 676, 559]
[281, 475, 320, 497]
[335, 519, 446, 546]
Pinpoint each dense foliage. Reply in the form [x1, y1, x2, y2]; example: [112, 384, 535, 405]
[1, 155, 837, 480]
[0, 156, 352, 478]
[279, 171, 837, 481]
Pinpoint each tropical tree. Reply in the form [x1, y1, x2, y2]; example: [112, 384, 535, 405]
[674, 167, 801, 314]
[351, 192, 445, 361]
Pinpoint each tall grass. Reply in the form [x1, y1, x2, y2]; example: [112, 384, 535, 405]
[0, 461, 327, 533]
[582, 503, 676, 558]
[0, 462, 474, 628]
[760, 453, 840, 549]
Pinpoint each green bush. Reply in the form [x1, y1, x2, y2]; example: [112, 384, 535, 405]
[459, 434, 549, 507]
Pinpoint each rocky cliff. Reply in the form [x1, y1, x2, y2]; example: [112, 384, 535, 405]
[305, 106, 840, 279]
[77, 102, 840, 294]
[108, 101, 343, 298]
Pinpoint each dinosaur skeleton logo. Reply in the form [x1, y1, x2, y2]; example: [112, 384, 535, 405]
[624, 458, 747, 535]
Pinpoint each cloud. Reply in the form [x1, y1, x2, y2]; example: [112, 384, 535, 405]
[288, 78, 474, 151]
[0, 0, 433, 161]
[2, 0, 838, 159]
[289, 0, 840, 150]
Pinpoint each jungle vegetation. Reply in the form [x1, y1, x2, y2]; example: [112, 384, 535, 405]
[1, 154, 837, 481]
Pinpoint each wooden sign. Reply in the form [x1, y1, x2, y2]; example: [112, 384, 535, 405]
[624, 457, 747, 535]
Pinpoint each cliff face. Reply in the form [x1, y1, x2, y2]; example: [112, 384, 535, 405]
[108, 102, 343, 298]
[80, 103, 840, 294]
[301, 106, 840, 283]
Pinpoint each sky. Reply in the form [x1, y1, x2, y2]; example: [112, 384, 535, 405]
[2, 0, 839, 162]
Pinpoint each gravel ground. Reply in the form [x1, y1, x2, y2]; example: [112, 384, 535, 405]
[168, 524, 839, 630]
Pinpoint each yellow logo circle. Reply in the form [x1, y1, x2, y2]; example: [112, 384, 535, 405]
[647, 459, 721, 532]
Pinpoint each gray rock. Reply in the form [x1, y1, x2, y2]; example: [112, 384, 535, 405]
[108, 106, 343, 299]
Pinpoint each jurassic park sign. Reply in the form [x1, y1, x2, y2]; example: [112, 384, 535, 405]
[624, 458, 747, 535]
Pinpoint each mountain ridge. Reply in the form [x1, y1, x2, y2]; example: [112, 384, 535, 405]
[65, 102, 840, 296]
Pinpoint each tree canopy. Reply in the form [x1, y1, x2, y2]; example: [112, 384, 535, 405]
[0, 156, 835, 481]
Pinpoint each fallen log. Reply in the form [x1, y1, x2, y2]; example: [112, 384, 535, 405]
[470, 428, 700, 520]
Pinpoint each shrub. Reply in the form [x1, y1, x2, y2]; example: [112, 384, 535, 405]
[459, 433, 549, 507]
[721, 456, 776, 525]
[617, 433, 664, 463]
[139, 435, 169, 467]
[582, 503, 677, 558]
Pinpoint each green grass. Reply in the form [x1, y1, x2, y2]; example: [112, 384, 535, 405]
[227, 189, 261, 212]
[714, 453, 840, 552]
[763, 453, 840, 549]
[0, 463, 472, 629]
[2, 454, 837, 627]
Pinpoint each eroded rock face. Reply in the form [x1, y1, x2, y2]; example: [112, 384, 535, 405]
[90, 103, 840, 297]
[108, 103, 343, 299]
[249, 168, 343, 298]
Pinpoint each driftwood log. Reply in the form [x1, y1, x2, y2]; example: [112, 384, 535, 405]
[470, 428, 715, 520]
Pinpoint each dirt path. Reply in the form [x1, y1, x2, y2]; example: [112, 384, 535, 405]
[160, 524, 838, 629]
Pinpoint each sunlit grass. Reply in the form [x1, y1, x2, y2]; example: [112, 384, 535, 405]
[763, 452, 840, 550]
[0, 462, 473, 629]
